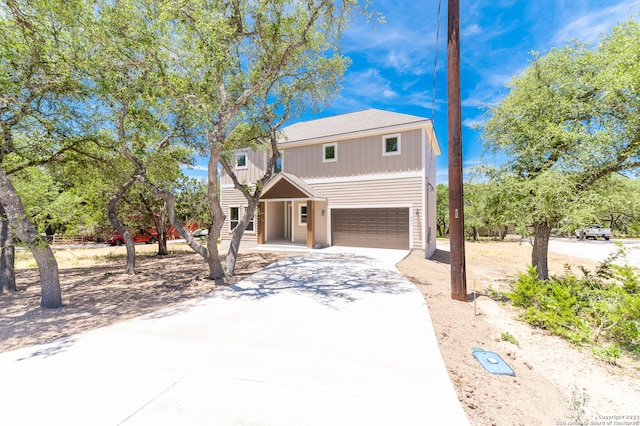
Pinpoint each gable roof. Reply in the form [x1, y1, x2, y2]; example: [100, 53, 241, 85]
[280, 108, 439, 154]
[261, 172, 326, 201]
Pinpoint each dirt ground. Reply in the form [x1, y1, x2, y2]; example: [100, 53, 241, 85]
[2, 240, 640, 425]
[397, 240, 640, 425]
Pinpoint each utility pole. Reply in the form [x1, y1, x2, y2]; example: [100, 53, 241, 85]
[448, 0, 467, 301]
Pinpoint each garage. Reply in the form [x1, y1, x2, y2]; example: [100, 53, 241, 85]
[331, 208, 410, 250]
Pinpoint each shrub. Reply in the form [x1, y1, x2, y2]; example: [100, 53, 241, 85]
[508, 249, 640, 355]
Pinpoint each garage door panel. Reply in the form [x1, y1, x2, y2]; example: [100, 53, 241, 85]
[332, 208, 409, 250]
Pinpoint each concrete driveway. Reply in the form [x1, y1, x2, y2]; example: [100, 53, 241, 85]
[0, 252, 467, 425]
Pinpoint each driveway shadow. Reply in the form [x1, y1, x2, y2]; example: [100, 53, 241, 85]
[218, 253, 414, 307]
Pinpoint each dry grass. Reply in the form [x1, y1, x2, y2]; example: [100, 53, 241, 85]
[2, 244, 293, 353]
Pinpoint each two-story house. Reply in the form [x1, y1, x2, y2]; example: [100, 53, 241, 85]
[220, 108, 440, 258]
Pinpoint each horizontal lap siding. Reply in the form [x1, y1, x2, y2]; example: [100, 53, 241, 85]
[311, 177, 423, 249]
[220, 188, 257, 241]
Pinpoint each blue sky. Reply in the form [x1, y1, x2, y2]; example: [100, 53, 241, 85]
[185, 0, 639, 183]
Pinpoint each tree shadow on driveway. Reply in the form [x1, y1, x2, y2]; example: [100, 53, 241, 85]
[219, 253, 415, 308]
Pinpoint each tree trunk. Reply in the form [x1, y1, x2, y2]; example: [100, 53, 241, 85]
[157, 229, 168, 255]
[206, 148, 226, 280]
[226, 198, 258, 276]
[0, 169, 61, 307]
[107, 175, 138, 275]
[532, 220, 552, 280]
[153, 207, 168, 256]
[0, 201, 16, 293]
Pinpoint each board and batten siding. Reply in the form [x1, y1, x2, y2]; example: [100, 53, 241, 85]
[310, 176, 423, 249]
[282, 129, 423, 180]
[220, 149, 267, 187]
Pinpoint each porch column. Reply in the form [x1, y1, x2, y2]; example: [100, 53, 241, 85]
[306, 200, 315, 248]
[257, 201, 265, 244]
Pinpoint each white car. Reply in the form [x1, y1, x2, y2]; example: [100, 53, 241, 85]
[193, 228, 209, 237]
[575, 224, 612, 240]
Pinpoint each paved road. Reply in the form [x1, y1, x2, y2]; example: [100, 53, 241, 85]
[549, 238, 640, 267]
[0, 251, 468, 425]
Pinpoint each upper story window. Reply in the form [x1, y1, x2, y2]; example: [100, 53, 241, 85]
[236, 152, 248, 169]
[382, 134, 401, 156]
[323, 143, 337, 163]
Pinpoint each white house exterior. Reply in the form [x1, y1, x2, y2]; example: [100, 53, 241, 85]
[220, 108, 440, 258]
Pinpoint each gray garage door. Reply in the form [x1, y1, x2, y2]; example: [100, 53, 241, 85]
[331, 208, 410, 250]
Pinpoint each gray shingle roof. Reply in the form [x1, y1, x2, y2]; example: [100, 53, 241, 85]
[280, 108, 432, 144]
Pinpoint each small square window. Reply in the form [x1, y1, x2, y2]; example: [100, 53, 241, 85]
[323, 143, 337, 162]
[236, 152, 247, 169]
[382, 134, 401, 156]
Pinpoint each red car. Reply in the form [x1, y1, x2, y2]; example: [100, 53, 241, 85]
[106, 230, 158, 246]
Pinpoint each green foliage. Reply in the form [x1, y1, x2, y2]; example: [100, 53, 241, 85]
[591, 176, 640, 237]
[508, 252, 640, 354]
[592, 344, 621, 365]
[480, 18, 640, 278]
[174, 177, 212, 229]
[500, 331, 520, 347]
[436, 184, 448, 237]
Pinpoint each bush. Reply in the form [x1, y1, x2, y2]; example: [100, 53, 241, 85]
[507, 247, 640, 354]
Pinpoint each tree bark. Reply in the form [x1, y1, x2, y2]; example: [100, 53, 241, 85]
[0, 201, 16, 293]
[206, 146, 226, 280]
[107, 174, 138, 275]
[157, 226, 168, 255]
[532, 220, 552, 280]
[151, 204, 168, 256]
[219, 125, 281, 277]
[226, 198, 258, 276]
[0, 169, 61, 307]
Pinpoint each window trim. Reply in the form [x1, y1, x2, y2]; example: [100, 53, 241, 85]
[229, 206, 255, 234]
[382, 134, 401, 156]
[298, 204, 308, 226]
[322, 142, 338, 163]
[235, 151, 248, 169]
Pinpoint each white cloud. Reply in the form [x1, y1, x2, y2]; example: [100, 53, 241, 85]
[552, 1, 639, 45]
[462, 117, 485, 130]
[462, 23, 482, 37]
[343, 68, 396, 100]
[382, 89, 398, 98]
[436, 168, 449, 185]
[344, 15, 438, 75]
[181, 164, 208, 171]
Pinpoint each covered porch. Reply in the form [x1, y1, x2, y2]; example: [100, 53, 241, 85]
[257, 173, 327, 249]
